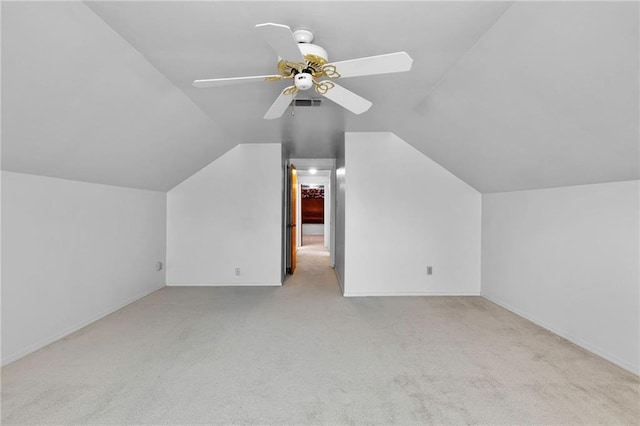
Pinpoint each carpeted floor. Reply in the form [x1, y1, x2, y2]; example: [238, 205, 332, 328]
[301, 233, 324, 246]
[2, 244, 639, 424]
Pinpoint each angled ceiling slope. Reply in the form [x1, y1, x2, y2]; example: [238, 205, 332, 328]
[403, 1, 639, 192]
[1, 1, 236, 191]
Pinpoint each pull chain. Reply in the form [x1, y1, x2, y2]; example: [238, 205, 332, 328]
[290, 93, 296, 117]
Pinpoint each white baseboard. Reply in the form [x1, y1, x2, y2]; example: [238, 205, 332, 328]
[343, 292, 481, 297]
[1, 284, 164, 366]
[166, 282, 282, 287]
[481, 292, 639, 376]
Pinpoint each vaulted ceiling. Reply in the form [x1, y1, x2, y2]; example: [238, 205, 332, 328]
[2, 1, 638, 192]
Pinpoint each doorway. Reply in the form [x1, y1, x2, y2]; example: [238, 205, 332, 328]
[283, 158, 336, 277]
[295, 168, 332, 257]
[300, 184, 325, 247]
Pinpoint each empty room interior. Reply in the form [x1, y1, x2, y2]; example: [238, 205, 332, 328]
[1, 1, 639, 424]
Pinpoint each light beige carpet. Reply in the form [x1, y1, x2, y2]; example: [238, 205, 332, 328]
[2, 244, 638, 424]
[301, 233, 324, 246]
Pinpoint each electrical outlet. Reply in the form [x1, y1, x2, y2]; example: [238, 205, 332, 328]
[235, 268, 241, 276]
[427, 266, 433, 275]
[156, 262, 163, 271]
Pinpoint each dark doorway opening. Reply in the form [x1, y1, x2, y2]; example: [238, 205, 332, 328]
[301, 185, 324, 246]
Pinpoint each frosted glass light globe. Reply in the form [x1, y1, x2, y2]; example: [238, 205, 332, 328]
[294, 72, 314, 91]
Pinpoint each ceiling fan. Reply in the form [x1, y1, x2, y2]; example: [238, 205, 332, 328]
[193, 23, 413, 119]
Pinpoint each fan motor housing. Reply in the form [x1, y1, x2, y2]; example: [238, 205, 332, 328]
[299, 43, 328, 63]
[293, 29, 314, 43]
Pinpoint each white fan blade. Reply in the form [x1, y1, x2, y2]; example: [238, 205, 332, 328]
[255, 23, 305, 63]
[320, 82, 372, 115]
[264, 90, 294, 120]
[193, 75, 280, 88]
[327, 52, 413, 78]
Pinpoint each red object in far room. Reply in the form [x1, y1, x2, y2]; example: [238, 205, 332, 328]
[301, 186, 324, 224]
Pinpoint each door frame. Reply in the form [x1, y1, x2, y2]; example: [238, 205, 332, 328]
[287, 158, 336, 268]
[297, 177, 331, 250]
[284, 163, 298, 275]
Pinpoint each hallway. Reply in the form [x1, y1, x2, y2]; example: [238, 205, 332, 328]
[2, 250, 638, 424]
[285, 237, 336, 291]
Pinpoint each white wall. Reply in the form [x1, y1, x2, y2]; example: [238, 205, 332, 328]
[482, 180, 640, 374]
[166, 144, 282, 286]
[324, 184, 331, 248]
[334, 144, 346, 293]
[1, 172, 166, 365]
[302, 224, 324, 236]
[343, 132, 481, 296]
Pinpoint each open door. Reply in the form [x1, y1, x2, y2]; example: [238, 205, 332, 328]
[289, 165, 298, 274]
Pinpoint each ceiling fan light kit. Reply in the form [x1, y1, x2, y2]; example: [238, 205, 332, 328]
[193, 23, 413, 119]
[294, 73, 314, 91]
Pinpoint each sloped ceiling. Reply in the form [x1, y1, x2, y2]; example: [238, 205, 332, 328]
[1, 1, 237, 191]
[2, 1, 638, 193]
[400, 1, 639, 192]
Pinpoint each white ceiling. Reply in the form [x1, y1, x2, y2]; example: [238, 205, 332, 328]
[401, 1, 639, 191]
[2, 1, 638, 192]
[2, 1, 237, 191]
